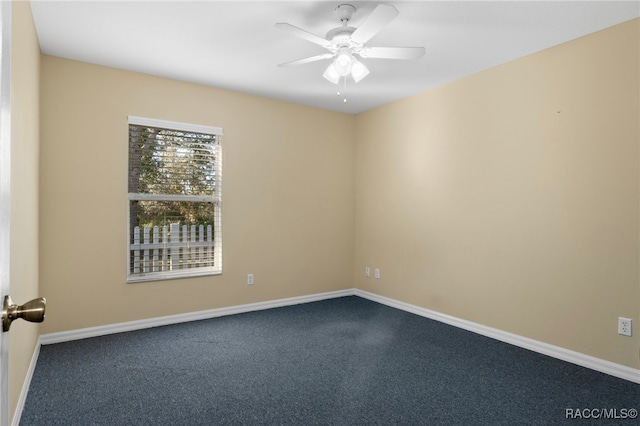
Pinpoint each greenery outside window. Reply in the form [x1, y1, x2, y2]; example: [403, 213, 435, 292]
[127, 116, 222, 282]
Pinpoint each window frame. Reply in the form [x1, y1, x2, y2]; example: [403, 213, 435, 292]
[127, 116, 223, 283]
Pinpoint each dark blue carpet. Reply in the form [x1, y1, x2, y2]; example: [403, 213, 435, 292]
[21, 296, 639, 425]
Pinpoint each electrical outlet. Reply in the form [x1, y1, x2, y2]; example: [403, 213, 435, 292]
[618, 317, 632, 336]
[374, 268, 380, 279]
[365, 267, 370, 278]
[247, 274, 254, 285]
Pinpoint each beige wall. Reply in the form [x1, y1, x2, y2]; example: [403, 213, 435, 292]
[39, 56, 355, 333]
[354, 19, 640, 369]
[9, 0, 41, 421]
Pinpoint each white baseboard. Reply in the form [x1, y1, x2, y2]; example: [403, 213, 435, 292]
[39, 289, 353, 345]
[354, 289, 640, 384]
[37, 287, 639, 384]
[12, 336, 41, 426]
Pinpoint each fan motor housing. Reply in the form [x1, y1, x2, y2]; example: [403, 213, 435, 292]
[326, 26, 356, 47]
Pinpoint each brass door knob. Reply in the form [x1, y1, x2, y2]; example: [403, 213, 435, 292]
[2, 295, 46, 332]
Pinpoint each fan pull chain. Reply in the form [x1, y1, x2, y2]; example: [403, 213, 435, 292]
[343, 76, 348, 103]
[335, 77, 348, 103]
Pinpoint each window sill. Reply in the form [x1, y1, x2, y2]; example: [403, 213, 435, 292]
[127, 269, 221, 283]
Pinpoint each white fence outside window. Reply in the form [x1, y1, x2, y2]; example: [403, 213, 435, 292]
[129, 223, 215, 278]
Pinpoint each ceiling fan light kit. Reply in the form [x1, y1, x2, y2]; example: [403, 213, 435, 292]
[350, 61, 370, 83]
[322, 63, 341, 84]
[276, 3, 425, 100]
[334, 47, 353, 76]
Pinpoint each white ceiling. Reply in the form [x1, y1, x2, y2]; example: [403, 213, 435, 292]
[30, 0, 640, 114]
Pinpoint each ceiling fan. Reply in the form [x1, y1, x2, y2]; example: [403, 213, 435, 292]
[276, 3, 425, 86]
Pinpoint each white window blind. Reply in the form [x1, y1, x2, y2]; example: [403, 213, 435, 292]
[127, 116, 222, 282]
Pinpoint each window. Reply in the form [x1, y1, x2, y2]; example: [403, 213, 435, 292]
[127, 116, 222, 282]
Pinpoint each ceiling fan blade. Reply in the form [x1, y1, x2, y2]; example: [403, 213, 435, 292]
[278, 53, 336, 67]
[350, 4, 399, 45]
[360, 46, 426, 60]
[275, 23, 331, 49]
